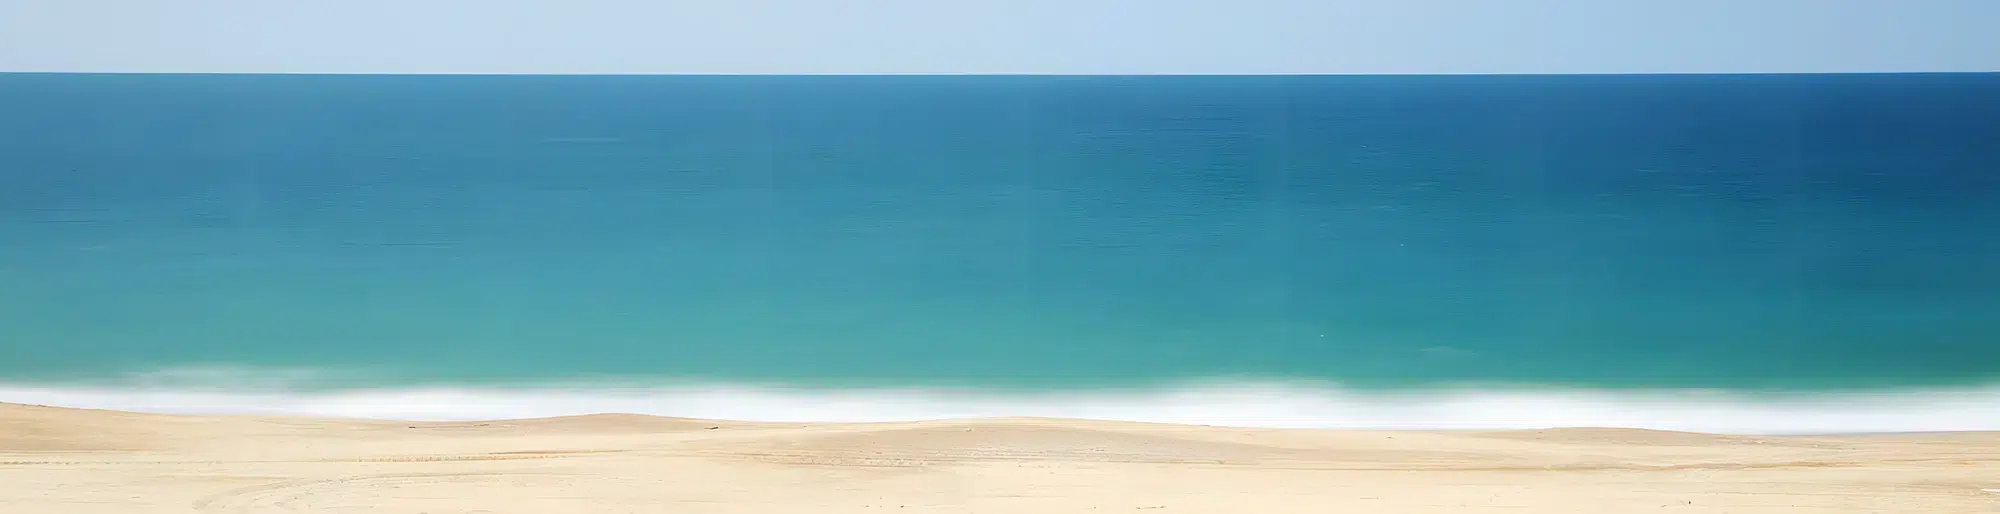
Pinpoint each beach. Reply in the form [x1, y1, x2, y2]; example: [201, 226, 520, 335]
[4, 402, 1997, 513]
[3, 73, 1998, 511]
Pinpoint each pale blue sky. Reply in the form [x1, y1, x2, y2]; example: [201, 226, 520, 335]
[2, 0, 1994, 74]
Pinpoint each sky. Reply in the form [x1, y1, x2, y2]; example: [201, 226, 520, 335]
[1, 0, 1995, 74]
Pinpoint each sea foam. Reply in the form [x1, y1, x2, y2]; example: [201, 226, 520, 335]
[3, 368, 1995, 434]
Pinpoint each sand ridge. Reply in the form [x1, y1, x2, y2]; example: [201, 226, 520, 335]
[3, 402, 1998, 513]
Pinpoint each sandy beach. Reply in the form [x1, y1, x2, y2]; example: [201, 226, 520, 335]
[2, 402, 1996, 513]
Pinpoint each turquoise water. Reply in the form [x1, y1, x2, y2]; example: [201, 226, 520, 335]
[2, 73, 1997, 432]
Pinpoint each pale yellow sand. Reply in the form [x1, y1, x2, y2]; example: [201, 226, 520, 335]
[4, 402, 1998, 513]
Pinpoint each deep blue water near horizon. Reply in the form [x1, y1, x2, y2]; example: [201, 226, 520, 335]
[2, 73, 1999, 429]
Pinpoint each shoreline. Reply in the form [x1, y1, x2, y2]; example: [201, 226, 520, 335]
[11, 400, 2000, 436]
[5, 402, 1999, 512]
[6, 380, 1998, 434]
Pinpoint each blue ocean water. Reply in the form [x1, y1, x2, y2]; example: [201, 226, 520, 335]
[2, 73, 1998, 432]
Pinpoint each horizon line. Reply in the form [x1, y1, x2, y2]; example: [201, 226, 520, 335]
[4, 71, 1997, 77]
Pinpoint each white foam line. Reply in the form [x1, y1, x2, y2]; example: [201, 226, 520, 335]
[6, 379, 2000, 434]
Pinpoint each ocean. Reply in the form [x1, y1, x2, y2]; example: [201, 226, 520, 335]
[2, 73, 1997, 433]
